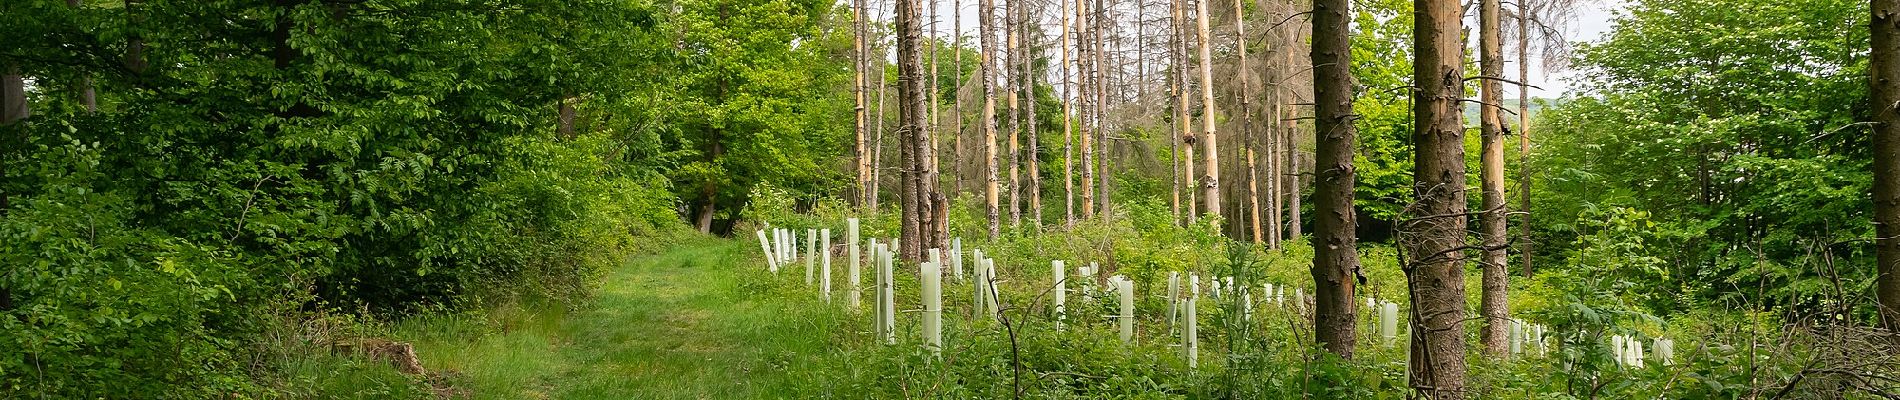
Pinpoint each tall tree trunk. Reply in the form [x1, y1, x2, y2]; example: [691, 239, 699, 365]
[1007, 0, 1023, 229]
[1026, 2, 1043, 230]
[1478, 0, 1511, 358]
[1062, 1, 1076, 227]
[1236, 0, 1261, 245]
[873, 56, 888, 211]
[982, 0, 1003, 239]
[1873, 0, 1900, 330]
[1310, 0, 1360, 359]
[1095, 0, 1111, 217]
[1406, 0, 1471, 395]
[930, 0, 942, 199]
[1086, 0, 1102, 218]
[1287, 114, 1302, 239]
[1173, 0, 1189, 226]
[956, 0, 967, 197]
[898, 0, 935, 261]
[1516, 3, 1534, 278]
[0, 63, 19, 312]
[1194, 0, 1220, 220]
[856, 0, 872, 208]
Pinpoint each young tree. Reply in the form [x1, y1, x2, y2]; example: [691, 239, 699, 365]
[1310, 0, 1361, 359]
[1477, 0, 1512, 357]
[1194, 0, 1220, 219]
[1406, 0, 1472, 395]
[983, 0, 1003, 239]
[1875, 0, 1900, 329]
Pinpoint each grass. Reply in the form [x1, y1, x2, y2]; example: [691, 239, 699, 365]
[386, 237, 851, 399]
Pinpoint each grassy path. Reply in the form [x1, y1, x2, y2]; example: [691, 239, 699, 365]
[397, 238, 848, 399]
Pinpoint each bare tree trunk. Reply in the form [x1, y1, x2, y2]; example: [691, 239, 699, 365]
[982, 0, 1003, 239]
[1079, 0, 1097, 220]
[1063, 1, 1077, 227]
[1194, 0, 1220, 221]
[1162, 0, 1178, 224]
[1310, 0, 1360, 358]
[873, 57, 888, 211]
[1874, 0, 1900, 330]
[931, 0, 942, 199]
[1007, 0, 1023, 229]
[1516, 2, 1534, 278]
[1287, 114, 1302, 239]
[1095, 0, 1111, 218]
[857, 0, 872, 208]
[898, 0, 936, 261]
[956, 0, 967, 197]
[1235, 0, 1261, 245]
[1406, 0, 1471, 395]
[1026, 1, 1043, 230]
[1478, 0, 1511, 358]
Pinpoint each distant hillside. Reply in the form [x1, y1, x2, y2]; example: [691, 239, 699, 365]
[1463, 97, 1564, 126]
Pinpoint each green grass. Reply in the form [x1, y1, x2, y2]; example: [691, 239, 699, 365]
[390, 238, 851, 399]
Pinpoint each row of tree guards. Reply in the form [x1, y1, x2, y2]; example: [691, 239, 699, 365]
[851, 0, 1560, 396]
[755, 219, 1677, 375]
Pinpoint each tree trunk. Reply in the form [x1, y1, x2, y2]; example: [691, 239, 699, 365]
[1173, 0, 1189, 226]
[1095, 0, 1111, 217]
[982, 0, 1003, 239]
[856, 0, 872, 208]
[1287, 113, 1302, 239]
[1516, 1, 1533, 278]
[1194, 0, 1220, 220]
[1406, 0, 1471, 395]
[1236, 0, 1264, 246]
[1078, 0, 1096, 220]
[1873, 0, 1900, 330]
[557, 94, 578, 138]
[1007, 0, 1023, 229]
[1478, 0, 1511, 358]
[898, 0, 936, 261]
[1310, 0, 1360, 359]
[1026, 1, 1043, 230]
[1062, 0, 1076, 227]
[955, 0, 967, 197]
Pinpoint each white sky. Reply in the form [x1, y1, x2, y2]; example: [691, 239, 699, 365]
[905, 0, 1626, 98]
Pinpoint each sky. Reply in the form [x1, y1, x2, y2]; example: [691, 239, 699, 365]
[911, 0, 1629, 99]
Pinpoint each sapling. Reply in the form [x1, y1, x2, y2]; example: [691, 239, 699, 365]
[951, 238, 964, 280]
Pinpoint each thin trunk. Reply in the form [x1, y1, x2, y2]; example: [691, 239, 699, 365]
[1237, 0, 1261, 245]
[1062, 0, 1076, 227]
[557, 95, 578, 138]
[931, 0, 942, 199]
[1287, 114, 1302, 239]
[1079, 0, 1096, 220]
[1516, 3, 1534, 278]
[1027, 2, 1043, 230]
[1478, 0, 1511, 358]
[1095, 0, 1111, 217]
[1310, 0, 1359, 358]
[1405, 0, 1471, 395]
[1173, 0, 1189, 226]
[956, 0, 967, 196]
[1194, 0, 1220, 220]
[1873, 0, 1900, 329]
[0, 63, 20, 312]
[857, 0, 872, 208]
[982, 0, 1003, 239]
[874, 56, 888, 211]
[1008, 0, 1023, 229]
[126, 0, 148, 75]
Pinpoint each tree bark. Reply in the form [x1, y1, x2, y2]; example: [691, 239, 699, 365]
[1062, 0, 1076, 227]
[1194, 0, 1220, 220]
[982, 0, 1003, 239]
[1237, 0, 1261, 246]
[955, 0, 967, 197]
[1310, 0, 1360, 359]
[1287, 114, 1302, 240]
[1873, 0, 1900, 330]
[1026, 1, 1043, 230]
[1478, 0, 1511, 358]
[1516, 0, 1534, 278]
[856, 0, 872, 208]
[1173, 0, 1190, 226]
[1007, 0, 1023, 229]
[1079, 0, 1096, 220]
[1406, 0, 1471, 395]
[898, 0, 936, 261]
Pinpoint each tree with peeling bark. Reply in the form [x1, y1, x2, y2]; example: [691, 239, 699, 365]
[856, 0, 873, 209]
[1194, 0, 1220, 221]
[897, 0, 940, 261]
[1405, 0, 1472, 395]
[982, 0, 1003, 239]
[1477, 0, 1512, 358]
[1079, 0, 1097, 220]
[1310, 0, 1361, 359]
[1875, 0, 1900, 329]
[1236, 0, 1261, 246]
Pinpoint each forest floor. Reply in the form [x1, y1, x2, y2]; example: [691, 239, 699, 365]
[388, 238, 842, 399]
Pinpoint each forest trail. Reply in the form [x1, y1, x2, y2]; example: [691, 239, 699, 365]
[400, 239, 840, 399]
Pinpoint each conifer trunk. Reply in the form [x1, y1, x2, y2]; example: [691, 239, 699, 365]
[1311, 0, 1360, 358]
[1873, 0, 1900, 329]
[1194, 0, 1220, 220]
[982, 0, 1003, 239]
[1478, 0, 1512, 358]
[1406, 0, 1472, 395]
